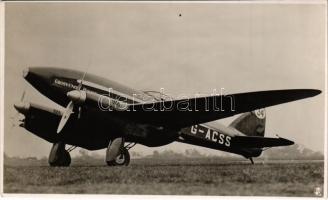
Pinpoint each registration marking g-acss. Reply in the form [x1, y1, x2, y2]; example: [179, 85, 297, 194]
[190, 125, 231, 147]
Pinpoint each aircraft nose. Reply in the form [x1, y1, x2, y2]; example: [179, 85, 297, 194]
[23, 67, 55, 84]
[22, 67, 56, 96]
[24, 67, 54, 78]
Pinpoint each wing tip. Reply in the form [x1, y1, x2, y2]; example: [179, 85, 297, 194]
[285, 89, 321, 96]
[284, 89, 321, 99]
[279, 137, 295, 146]
[308, 89, 322, 96]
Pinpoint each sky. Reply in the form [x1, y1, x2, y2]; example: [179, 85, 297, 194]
[3, 2, 326, 158]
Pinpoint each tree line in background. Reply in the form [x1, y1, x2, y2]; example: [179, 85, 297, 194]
[4, 143, 324, 166]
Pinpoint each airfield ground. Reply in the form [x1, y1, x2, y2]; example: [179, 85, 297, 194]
[3, 158, 324, 196]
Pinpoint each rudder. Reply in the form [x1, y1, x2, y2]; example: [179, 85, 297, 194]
[229, 109, 266, 137]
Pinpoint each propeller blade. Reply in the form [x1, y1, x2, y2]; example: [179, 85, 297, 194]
[57, 71, 87, 133]
[20, 90, 26, 101]
[11, 115, 17, 128]
[57, 101, 74, 134]
[78, 106, 82, 119]
[77, 72, 87, 90]
[12, 89, 27, 128]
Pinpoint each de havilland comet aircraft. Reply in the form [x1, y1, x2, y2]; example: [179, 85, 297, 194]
[13, 67, 321, 166]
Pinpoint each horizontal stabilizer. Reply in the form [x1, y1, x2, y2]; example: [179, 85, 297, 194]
[232, 136, 294, 148]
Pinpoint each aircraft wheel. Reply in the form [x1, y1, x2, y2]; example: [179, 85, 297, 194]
[61, 150, 71, 166]
[106, 148, 130, 166]
[49, 143, 71, 167]
[49, 150, 71, 167]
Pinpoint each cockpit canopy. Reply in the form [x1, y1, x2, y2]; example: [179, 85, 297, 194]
[142, 90, 172, 102]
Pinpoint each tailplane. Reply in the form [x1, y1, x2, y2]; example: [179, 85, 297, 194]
[229, 108, 266, 137]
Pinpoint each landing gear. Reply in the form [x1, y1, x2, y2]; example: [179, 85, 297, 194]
[48, 142, 71, 167]
[249, 157, 254, 165]
[106, 148, 130, 166]
[106, 138, 134, 166]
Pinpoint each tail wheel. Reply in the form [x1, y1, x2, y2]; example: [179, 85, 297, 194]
[107, 148, 130, 166]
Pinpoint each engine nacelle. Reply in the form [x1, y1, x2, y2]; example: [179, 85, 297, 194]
[14, 102, 30, 114]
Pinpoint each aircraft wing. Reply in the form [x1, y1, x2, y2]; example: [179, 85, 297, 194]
[232, 136, 294, 148]
[114, 89, 320, 128]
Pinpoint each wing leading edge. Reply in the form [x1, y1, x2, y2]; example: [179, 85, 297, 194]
[113, 89, 320, 128]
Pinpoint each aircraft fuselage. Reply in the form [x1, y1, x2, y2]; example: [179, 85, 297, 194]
[17, 67, 298, 161]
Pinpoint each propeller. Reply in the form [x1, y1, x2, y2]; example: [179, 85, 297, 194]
[12, 89, 27, 128]
[57, 101, 74, 133]
[56, 72, 87, 134]
[20, 90, 26, 101]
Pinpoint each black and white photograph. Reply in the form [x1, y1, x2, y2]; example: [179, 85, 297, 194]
[1, 1, 326, 197]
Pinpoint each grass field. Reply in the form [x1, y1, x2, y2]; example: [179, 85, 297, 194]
[3, 158, 324, 196]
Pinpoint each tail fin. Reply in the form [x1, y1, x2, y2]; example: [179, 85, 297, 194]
[229, 109, 266, 137]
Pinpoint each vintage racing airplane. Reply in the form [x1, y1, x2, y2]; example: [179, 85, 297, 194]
[13, 67, 321, 166]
